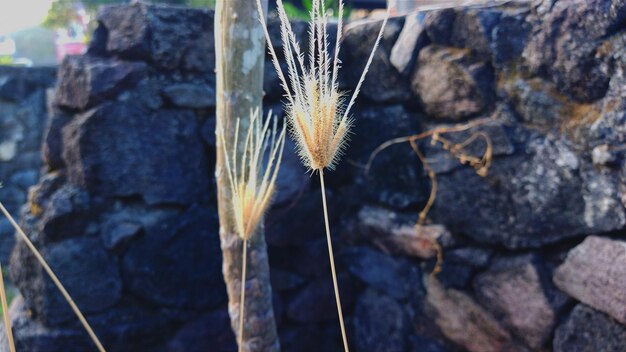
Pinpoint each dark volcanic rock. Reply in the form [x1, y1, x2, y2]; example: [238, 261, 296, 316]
[0, 296, 177, 352]
[341, 17, 410, 103]
[350, 105, 425, 209]
[429, 130, 625, 249]
[523, 0, 625, 102]
[286, 274, 355, 323]
[9, 237, 122, 325]
[473, 254, 556, 349]
[62, 102, 211, 205]
[343, 246, 421, 300]
[354, 289, 408, 352]
[98, 2, 215, 71]
[412, 45, 494, 121]
[166, 309, 235, 352]
[55, 56, 147, 110]
[122, 206, 226, 310]
[425, 278, 513, 352]
[554, 304, 626, 352]
[161, 83, 215, 108]
[553, 236, 626, 325]
[0, 66, 56, 103]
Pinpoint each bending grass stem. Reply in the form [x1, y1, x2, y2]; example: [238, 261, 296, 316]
[319, 169, 349, 351]
[238, 239, 248, 352]
[0, 263, 15, 352]
[0, 201, 106, 352]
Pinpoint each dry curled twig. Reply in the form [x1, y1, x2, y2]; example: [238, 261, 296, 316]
[366, 117, 494, 276]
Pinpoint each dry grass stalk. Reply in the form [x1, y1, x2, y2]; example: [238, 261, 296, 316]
[218, 109, 286, 352]
[0, 200, 106, 352]
[0, 261, 14, 352]
[255, 0, 389, 350]
[366, 117, 494, 275]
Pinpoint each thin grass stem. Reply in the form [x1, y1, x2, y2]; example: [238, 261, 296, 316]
[238, 239, 248, 352]
[0, 263, 14, 352]
[319, 169, 349, 351]
[0, 201, 106, 352]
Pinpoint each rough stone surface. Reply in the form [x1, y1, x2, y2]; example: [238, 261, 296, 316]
[0, 67, 55, 263]
[3, 1, 626, 351]
[412, 45, 494, 120]
[342, 17, 410, 103]
[55, 56, 147, 110]
[122, 206, 226, 310]
[98, 2, 215, 71]
[429, 131, 626, 249]
[9, 237, 122, 325]
[523, 0, 620, 102]
[554, 304, 626, 352]
[343, 246, 422, 300]
[354, 289, 408, 352]
[554, 236, 626, 325]
[62, 102, 211, 205]
[425, 278, 514, 352]
[474, 254, 556, 349]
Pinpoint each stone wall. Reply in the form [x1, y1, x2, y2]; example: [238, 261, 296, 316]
[3, 1, 626, 351]
[0, 66, 56, 262]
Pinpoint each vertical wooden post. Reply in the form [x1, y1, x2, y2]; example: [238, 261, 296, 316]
[214, 1, 280, 351]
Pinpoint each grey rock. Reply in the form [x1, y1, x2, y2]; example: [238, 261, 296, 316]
[425, 278, 514, 352]
[55, 56, 147, 110]
[101, 220, 142, 251]
[554, 236, 626, 325]
[9, 237, 122, 325]
[162, 83, 215, 108]
[122, 206, 226, 310]
[429, 131, 625, 249]
[390, 13, 427, 75]
[352, 205, 452, 259]
[9, 170, 38, 190]
[354, 289, 408, 352]
[39, 184, 91, 241]
[473, 254, 556, 349]
[166, 309, 236, 352]
[286, 274, 355, 323]
[343, 246, 422, 300]
[98, 3, 215, 71]
[42, 106, 72, 171]
[437, 247, 493, 289]
[341, 17, 410, 103]
[0, 66, 55, 102]
[350, 105, 424, 209]
[554, 304, 626, 352]
[62, 102, 211, 205]
[412, 45, 494, 121]
[523, 0, 622, 102]
[0, 295, 177, 352]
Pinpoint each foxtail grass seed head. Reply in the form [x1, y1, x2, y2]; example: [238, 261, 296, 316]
[219, 109, 286, 240]
[256, 0, 389, 171]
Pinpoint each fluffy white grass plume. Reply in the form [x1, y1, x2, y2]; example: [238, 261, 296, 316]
[255, 1, 389, 350]
[218, 109, 285, 352]
[256, 0, 389, 171]
[219, 109, 286, 241]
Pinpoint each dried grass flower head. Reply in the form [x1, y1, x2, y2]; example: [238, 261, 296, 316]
[257, 0, 388, 171]
[219, 109, 286, 240]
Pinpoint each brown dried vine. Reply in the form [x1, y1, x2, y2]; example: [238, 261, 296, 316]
[366, 117, 494, 276]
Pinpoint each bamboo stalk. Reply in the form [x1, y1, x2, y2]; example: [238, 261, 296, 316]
[0, 201, 106, 352]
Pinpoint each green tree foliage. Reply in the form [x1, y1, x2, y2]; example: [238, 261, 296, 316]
[43, 0, 216, 29]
